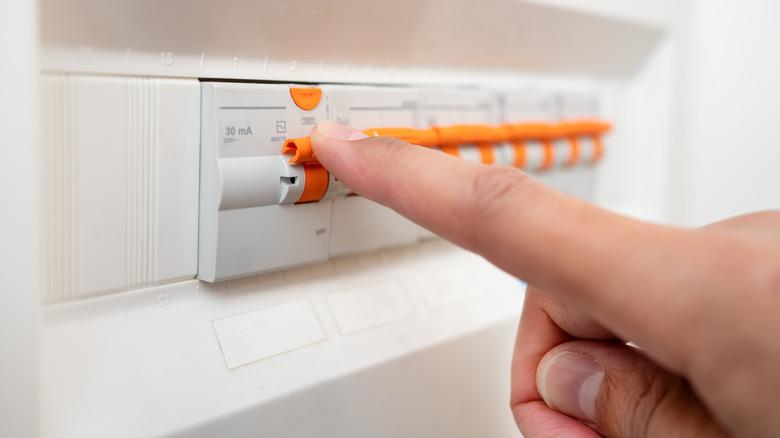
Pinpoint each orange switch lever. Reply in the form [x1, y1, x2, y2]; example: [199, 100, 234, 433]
[297, 164, 329, 203]
[282, 137, 317, 164]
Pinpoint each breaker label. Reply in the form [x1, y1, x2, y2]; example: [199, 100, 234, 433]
[223, 125, 254, 144]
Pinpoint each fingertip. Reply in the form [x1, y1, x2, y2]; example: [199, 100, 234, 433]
[313, 121, 369, 142]
[537, 348, 604, 423]
[310, 122, 365, 169]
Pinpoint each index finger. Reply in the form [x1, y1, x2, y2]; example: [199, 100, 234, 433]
[311, 122, 778, 375]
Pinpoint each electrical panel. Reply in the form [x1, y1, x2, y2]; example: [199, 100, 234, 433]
[198, 82, 609, 282]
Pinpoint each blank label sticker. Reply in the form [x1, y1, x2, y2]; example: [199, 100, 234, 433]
[213, 299, 326, 369]
[327, 281, 415, 335]
[417, 271, 481, 309]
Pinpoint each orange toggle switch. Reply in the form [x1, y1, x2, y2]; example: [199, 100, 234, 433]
[282, 137, 317, 164]
[363, 127, 440, 147]
[289, 87, 322, 111]
[297, 164, 329, 203]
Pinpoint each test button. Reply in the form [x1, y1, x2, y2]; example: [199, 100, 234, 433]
[289, 87, 322, 111]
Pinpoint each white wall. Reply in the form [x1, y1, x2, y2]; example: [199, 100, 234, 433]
[0, 0, 40, 437]
[669, 0, 780, 225]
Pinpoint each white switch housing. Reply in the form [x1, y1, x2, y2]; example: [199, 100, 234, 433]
[41, 75, 200, 301]
[198, 83, 331, 282]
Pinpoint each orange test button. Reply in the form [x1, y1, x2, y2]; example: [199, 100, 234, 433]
[289, 87, 322, 111]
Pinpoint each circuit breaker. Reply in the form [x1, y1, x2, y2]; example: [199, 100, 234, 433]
[199, 83, 332, 282]
[198, 82, 609, 282]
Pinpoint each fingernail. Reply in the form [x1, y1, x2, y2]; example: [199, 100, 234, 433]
[316, 121, 369, 141]
[537, 351, 604, 423]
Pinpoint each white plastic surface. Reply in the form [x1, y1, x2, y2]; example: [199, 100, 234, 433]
[0, 1, 40, 436]
[212, 298, 327, 369]
[326, 85, 425, 255]
[219, 156, 304, 209]
[39, 0, 665, 81]
[42, 241, 526, 438]
[524, 141, 548, 170]
[198, 83, 331, 282]
[553, 138, 574, 166]
[40, 75, 200, 301]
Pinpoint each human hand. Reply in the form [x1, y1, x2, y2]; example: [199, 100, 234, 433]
[311, 121, 780, 437]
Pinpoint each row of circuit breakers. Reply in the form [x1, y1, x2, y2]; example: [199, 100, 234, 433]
[199, 83, 610, 282]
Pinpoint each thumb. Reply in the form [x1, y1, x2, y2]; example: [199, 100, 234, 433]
[537, 341, 727, 437]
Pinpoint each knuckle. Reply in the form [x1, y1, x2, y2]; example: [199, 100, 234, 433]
[374, 136, 411, 154]
[760, 256, 780, 296]
[625, 366, 684, 438]
[367, 137, 415, 172]
[454, 166, 530, 250]
[467, 166, 531, 216]
[629, 367, 667, 436]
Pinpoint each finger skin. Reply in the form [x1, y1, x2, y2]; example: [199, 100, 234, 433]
[541, 341, 727, 438]
[513, 290, 725, 437]
[511, 288, 609, 436]
[312, 129, 780, 373]
[312, 128, 780, 436]
[702, 211, 780, 250]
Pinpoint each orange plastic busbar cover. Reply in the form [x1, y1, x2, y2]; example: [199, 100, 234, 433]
[363, 127, 440, 147]
[433, 125, 511, 145]
[560, 120, 612, 164]
[437, 125, 511, 164]
[283, 119, 611, 168]
[512, 141, 526, 168]
[510, 123, 568, 140]
[561, 120, 612, 136]
[565, 137, 581, 167]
